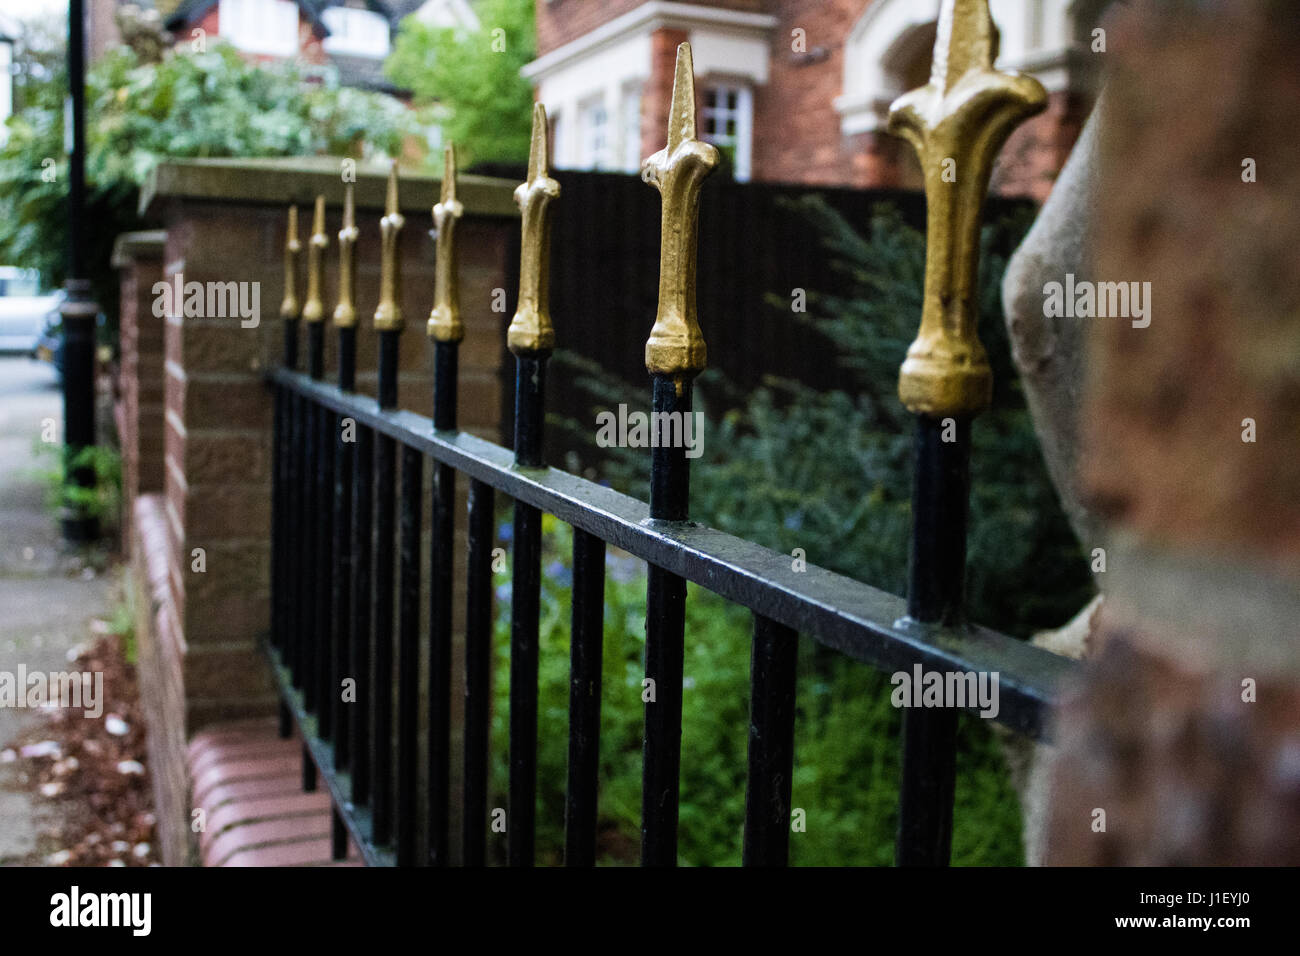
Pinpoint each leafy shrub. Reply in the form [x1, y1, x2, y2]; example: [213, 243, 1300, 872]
[0, 41, 415, 332]
[31, 440, 123, 534]
[487, 517, 1026, 866]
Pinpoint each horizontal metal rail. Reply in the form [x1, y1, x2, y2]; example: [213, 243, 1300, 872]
[270, 366, 1072, 740]
[265, 649, 395, 867]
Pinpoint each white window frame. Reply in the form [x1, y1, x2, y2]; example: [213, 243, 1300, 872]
[219, 0, 300, 58]
[321, 6, 391, 59]
[619, 83, 642, 172]
[700, 82, 752, 182]
[576, 94, 612, 171]
[550, 109, 567, 168]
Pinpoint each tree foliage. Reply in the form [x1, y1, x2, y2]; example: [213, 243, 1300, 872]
[0, 39, 414, 324]
[385, 0, 535, 168]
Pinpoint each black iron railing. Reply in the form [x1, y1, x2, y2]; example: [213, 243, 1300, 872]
[268, 360, 1073, 867]
[264, 10, 1072, 868]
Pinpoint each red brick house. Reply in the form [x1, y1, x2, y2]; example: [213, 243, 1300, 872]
[160, 0, 477, 91]
[525, 0, 1108, 199]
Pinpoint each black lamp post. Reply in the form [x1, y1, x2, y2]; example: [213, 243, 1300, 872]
[60, 0, 98, 542]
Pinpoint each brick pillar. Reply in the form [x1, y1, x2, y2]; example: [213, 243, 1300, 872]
[1045, 0, 1300, 865]
[112, 231, 166, 540]
[136, 159, 517, 736]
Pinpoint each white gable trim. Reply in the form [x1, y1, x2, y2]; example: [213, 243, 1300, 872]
[835, 0, 1093, 136]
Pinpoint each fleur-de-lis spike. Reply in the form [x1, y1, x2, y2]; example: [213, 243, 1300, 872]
[279, 205, 301, 321]
[642, 42, 719, 394]
[302, 195, 328, 323]
[334, 183, 358, 327]
[374, 161, 405, 332]
[506, 104, 561, 356]
[428, 144, 465, 342]
[887, 0, 1046, 417]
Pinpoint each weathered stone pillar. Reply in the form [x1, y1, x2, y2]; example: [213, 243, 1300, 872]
[1045, 0, 1300, 865]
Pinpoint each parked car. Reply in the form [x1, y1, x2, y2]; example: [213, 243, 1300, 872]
[35, 307, 65, 381]
[0, 267, 63, 355]
[35, 302, 111, 386]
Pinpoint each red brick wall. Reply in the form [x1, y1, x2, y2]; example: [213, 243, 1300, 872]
[299, 20, 328, 66]
[114, 237, 166, 543]
[88, 0, 122, 61]
[642, 27, 690, 161]
[993, 90, 1092, 202]
[750, 0, 872, 186]
[170, 6, 328, 66]
[537, 0, 769, 56]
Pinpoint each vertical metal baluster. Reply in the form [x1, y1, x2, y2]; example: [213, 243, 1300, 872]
[896, 416, 970, 865]
[396, 444, 422, 865]
[303, 318, 323, 715]
[462, 478, 494, 867]
[271, 375, 291, 737]
[303, 193, 326, 721]
[742, 615, 798, 866]
[371, 163, 405, 847]
[885, 0, 1046, 867]
[426, 144, 464, 867]
[306, 196, 336, 743]
[331, 807, 348, 862]
[272, 209, 296, 737]
[271, 383, 285, 660]
[334, 183, 358, 771]
[372, 354, 397, 845]
[641, 379, 689, 867]
[303, 749, 317, 792]
[351, 423, 374, 806]
[280, 207, 303, 693]
[505, 105, 560, 867]
[317, 385, 336, 737]
[508, 455, 541, 868]
[301, 214, 326, 794]
[564, 527, 605, 867]
[639, 42, 718, 867]
[289, 388, 304, 689]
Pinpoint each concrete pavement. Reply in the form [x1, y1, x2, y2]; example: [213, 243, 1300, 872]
[0, 356, 110, 864]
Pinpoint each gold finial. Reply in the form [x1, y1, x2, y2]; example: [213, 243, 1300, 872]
[279, 205, 301, 321]
[302, 195, 328, 323]
[334, 183, 358, 327]
[887, 0, 1046, 417]
[374, 161, 405, 332]
[642, 42, 719, 393]
[506, 104, 561, 355]
[427, 144, 465, 342]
